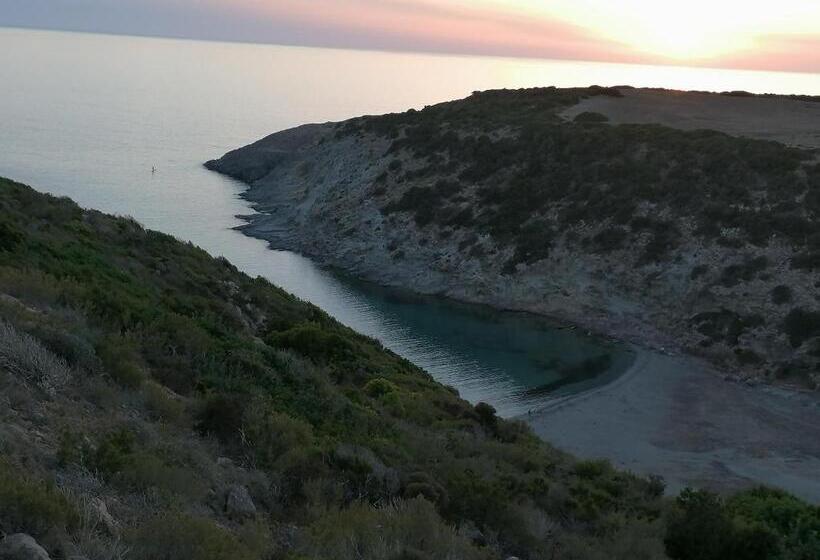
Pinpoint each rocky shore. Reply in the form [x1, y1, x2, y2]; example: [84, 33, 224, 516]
[206, 87, 820, 390]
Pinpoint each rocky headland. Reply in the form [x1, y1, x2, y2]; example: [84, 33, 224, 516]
[207, 86, 820, 390]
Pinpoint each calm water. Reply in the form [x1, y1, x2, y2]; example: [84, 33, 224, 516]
[2, 28, 818, 415]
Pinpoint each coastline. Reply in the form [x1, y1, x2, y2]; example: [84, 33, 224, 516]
[524, 345, 820, 503]
[232, 200, 820, 503]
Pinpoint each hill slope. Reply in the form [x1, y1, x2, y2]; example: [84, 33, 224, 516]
[0, 177, 666, 559]
[3, 177, 820, 559]
[207, 87, 820, 389]
[2, 177, 820, 558]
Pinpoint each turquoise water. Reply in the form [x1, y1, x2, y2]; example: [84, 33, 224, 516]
[3, 28, 816, 415]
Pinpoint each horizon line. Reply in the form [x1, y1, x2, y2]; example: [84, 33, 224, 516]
[3, 23, 820, 79]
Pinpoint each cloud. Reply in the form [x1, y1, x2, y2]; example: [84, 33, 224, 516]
[208, 0, 643, 62]
[708, 34, 820, 73]
[0, 0, 817, 73]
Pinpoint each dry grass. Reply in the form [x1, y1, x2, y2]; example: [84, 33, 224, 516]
[0, 320, 72, 396]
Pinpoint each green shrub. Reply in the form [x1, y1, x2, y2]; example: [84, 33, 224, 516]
[91, 429, 135, 477]
[57, 429, 93, 468]
[665, 489, 735, 560]
[141, 380, 185, 423]
[117, 452, 207, 500]
[667, 486, 820, 559]
[266, 323, 354, 363]
[297, 497, 484, 560]
[130, 512, 266, 560]
[727, 486, 820, 558]
[0, 220, 23, 251]
[243, 405, 315, 470]
[573, 459, 612, 480]
[97, 334, 146, 388]
[0, 459, 79, 538]
[402, 472, 449, 508]
[363, 377, 399, 398]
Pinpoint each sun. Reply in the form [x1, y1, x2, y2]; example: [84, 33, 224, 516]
[636, 25, 736, 61]
[604, 5, 758, 62]
[492, 0, 782, 62]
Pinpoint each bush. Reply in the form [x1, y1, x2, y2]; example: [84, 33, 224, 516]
[0, 220, 23, 251]
[0, 459, 79, 538]
[364, 377, 399, 398]
[574, 111, 609, 123]
[129, 512, 266, 560]
[141, 380, 185, 423]
[666, 486, 820, 560]
[573, 460, 612, 480]
[783, 308, 820, 348]
[266, 323, 354, 363]
[97, 335, 146, 388]
[0, 320, 72, 396]
[771, 285, 793, 305]
[196, 393, 245, 443]
[402, 472, 449, 508]
[117, 452, 207, 500]
[243, 405, 315, 470]
[297, 498, 483, 560]
[91, 429, 135, 477]
[474, 402, 497, 429]
[665, 489, 735, 560]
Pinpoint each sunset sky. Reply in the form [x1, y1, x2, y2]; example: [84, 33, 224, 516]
[2, 0, 818, 72]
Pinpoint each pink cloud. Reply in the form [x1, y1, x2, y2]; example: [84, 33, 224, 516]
[223, 0, 646, 63]
[706, 34, 820, 73]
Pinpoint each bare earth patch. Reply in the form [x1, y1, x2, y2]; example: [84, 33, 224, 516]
[561, 88, 820, 149]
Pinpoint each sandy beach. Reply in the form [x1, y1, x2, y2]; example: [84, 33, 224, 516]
[524, 349, 820, 503]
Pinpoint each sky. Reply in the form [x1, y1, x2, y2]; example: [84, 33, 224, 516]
[1, 0, 818, 73]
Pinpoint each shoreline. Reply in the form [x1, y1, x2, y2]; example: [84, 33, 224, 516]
[232, 208, 820, 503]
[524, 345, 820, 503]
[236, 197, 815, 396]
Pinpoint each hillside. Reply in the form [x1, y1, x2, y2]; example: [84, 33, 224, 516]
[2, 178, 819, 559]
[206, 86, 820, 390]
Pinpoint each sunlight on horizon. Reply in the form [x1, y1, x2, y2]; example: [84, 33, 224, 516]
[475, 0, 819, 62]
[1, 0, 818, 72]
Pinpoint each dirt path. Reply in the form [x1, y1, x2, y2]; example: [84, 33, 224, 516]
[524, 349, 820, 503]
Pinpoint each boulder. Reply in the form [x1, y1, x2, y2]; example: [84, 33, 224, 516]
[225, 484, 257, 519]
[0, 534, 51, 560]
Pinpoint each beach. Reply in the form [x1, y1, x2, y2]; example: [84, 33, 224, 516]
[524, 348, 820, 502]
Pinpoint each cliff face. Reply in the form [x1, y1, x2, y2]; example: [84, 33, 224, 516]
[207, 87, 820, 389]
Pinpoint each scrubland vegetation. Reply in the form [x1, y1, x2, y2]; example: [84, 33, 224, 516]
[0, 177, 817, 559]
[340, 87, 820, 386]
